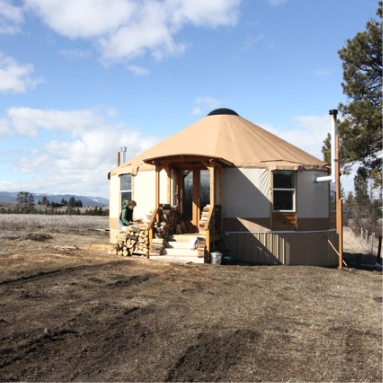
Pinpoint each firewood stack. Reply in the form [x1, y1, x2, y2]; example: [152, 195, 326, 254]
[196, 237, 206, 258]
[111, 205, 180, 258]
[149, 205, 179, 256]
[110, 224, 149, 257]
[152, 205, 179, 239]
[131, 225, 150, 255]
[198, 204, 210, 233]
[150, 238, 166, 256]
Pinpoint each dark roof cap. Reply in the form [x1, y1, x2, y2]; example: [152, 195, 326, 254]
[207, 108, 239, 116]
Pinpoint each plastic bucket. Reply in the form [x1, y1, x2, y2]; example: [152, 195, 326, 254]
[211, 251, 222, 265]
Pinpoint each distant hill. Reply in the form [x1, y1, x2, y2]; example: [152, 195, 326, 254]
[0, 191, 109, 207]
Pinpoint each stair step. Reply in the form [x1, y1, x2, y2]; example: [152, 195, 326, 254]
[163, 248, 199, 256]
[166, 241, 193, 249]
[150, 254, 204, 264]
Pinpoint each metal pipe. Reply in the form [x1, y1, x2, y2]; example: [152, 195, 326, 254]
[121, 146, 127, 164]
[316, 109, 338, 183]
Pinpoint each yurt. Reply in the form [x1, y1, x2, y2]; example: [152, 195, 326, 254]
[108, 109, 338, 266]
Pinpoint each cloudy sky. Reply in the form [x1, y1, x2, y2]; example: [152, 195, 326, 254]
[0, 0, 379, 198]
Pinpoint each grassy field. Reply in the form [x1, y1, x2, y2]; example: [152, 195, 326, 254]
[0, 214, 109, 230]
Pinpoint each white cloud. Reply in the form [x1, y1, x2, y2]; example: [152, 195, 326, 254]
[7, 107, 106, 137]
[0, 0, 24, 34]
[0, 118, 11, 136]
[169, 0, 241, 28]
[0, 107, 161, 197]
[25, 0, 241, 63]
[127, 65, 150, 76]
[192, 107, 203, 116]
[25, 0, 136, 39]
[0, 52, 43, 93]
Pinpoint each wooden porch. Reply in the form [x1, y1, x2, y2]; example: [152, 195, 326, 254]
[144, 155, 226, 263]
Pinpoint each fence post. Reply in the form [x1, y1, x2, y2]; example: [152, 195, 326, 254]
[365, 229, 369, 244]
[377, 236, 382, 265]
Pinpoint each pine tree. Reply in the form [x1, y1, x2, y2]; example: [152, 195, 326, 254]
[16, 191, 35, 213]
[338, 2, 382, 184]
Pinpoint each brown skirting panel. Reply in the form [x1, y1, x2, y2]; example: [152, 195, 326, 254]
[224, 230, 338, 266]
[272, 213, 297, 231]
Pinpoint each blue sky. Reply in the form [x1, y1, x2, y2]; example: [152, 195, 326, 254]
[0, 0, 379, 199]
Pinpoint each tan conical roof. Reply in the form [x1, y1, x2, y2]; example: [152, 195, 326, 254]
[111, 113, 327, 176]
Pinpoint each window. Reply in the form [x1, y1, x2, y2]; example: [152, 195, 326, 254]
[120, 174, 132, 209]
[273, 171, 295, 212]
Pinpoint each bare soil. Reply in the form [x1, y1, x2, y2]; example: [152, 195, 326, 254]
[0, 227, 382, 382]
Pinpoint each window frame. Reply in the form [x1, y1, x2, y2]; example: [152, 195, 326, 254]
[272, 170, 296, 212]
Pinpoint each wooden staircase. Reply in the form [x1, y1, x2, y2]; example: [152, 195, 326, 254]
[149, 234, 205, 264]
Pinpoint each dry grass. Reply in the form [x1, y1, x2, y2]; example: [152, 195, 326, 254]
[0, 216, 381, 382]
[0, 214, 109, 230]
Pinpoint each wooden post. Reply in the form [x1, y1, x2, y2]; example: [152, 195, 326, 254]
[192, 170, 200, 227]
[335, 134, 343, 269]
[166, 166, 171, 205]
[155, 165, 160, 221]
[205, 228, 211, 264]
[208, 165, 215, 207]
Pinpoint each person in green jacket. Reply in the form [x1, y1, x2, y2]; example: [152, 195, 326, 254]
[119, 200, 137, 229]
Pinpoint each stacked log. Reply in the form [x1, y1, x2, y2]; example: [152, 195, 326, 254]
[110, 224, 149, 257]
[153, 205, 178, 239]
[132, 225, 150, 255]
[111, 205, 179, 258]
[150, 238, 166, 257]
[199, 204, 210, 233]
[196, 237, 206, 258]
[150, 205, 179, 255]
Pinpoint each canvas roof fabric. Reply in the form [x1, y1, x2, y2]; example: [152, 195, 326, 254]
[110, 113, 327, 176]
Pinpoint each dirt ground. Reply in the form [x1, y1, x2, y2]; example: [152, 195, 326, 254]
[0, 227, 382, 382]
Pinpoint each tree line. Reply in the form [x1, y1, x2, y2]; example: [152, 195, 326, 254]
[0, 191, 109, 216]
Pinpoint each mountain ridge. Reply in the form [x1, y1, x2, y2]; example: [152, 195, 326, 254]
[0, 191, 109, 207]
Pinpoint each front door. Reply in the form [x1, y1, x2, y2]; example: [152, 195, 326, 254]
[182, 169, 210, 229]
